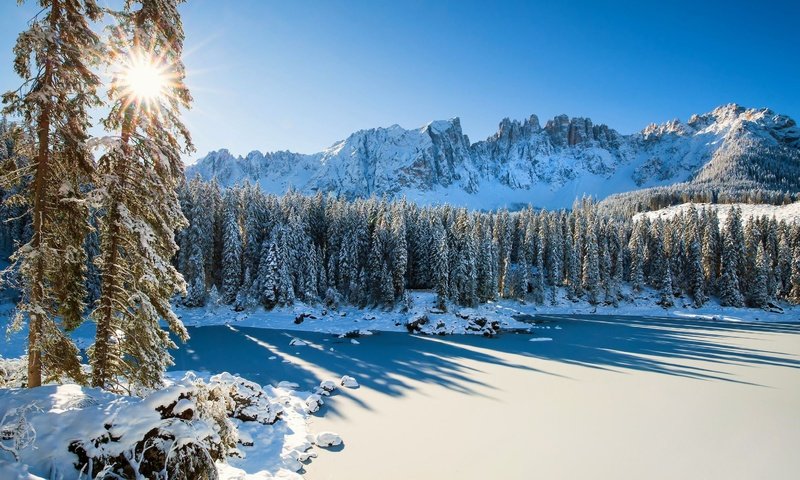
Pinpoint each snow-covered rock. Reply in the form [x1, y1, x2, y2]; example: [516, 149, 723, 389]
[305, 394, 323, 413]
[186, 104, 800, 209]
[314, 432, 343, 448]
[318, 380, 338, 394]
[340, 376, 359, 388]
[0, 372, 327, 479]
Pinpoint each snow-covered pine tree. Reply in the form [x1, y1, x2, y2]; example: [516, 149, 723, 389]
[568, 216, 583, 299]
[183, 242, 207, 307]
[235, 267, 253, 310]
[2, 0, 103, 387]
[529, 217, 546, 304]
[685, 209, 706, 307]
[609, 224, 625, 306]
[432, 218, 449, 310]
[274, 225, 296, 306]
[90, 0, 192, 390]
[788, 244, 800, 304]
[494, 212, 511, 296]
[727, 207, 747, 285]
[749, 243, 770, 309]
[763, 218, 780, 299]
[367, 215, 393, 306]
[599, 226, 613, 304]
[450, 209, 477, 305]
[220, 190, 242, 304]
[742, 219, 761, 305]
[718, 229, 745, 307]
[475, 218, 497, 302]
[776, 227, 792, 298]
[563, 216, 578, 299]
[545, 212, 563, 289]
[581, 225, 600, 304]
[302, 243, 320, 302]
[701, 210, 720, 294]
[255, 239, 278, 308]
[659, 260, 674, 307]
[389, 207, 408, 299]
[240, 182, 266, 281]
[208, 178, 224, 287]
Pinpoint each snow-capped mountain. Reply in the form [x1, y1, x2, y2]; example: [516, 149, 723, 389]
[186, 104, 800, 209]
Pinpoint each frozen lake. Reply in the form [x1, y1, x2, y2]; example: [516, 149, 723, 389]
[172, 315, 800, 480]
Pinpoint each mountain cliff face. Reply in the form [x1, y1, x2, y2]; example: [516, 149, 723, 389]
[186, 104, 800, 209]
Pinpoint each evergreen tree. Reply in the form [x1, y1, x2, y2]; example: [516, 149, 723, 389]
[475, 220, 497, 302]
[581, 226, 600, 304]
[776, 229, 792, 297]
[303, 243, 320, 302]
[367, 216, 393, 306]
[571, 215, 584, 298]
[718, 231, 745, 307]
[183, 242, 206, 307]
[789, 245, 800, 304]
[2, 0, 103, 387]
[545, 215, 563, 305]
[685, 215, 706, 307]
[389, 207, 408, 298]
[433, 218, 449, 310]
[659, 261, 674, 307]
[494, 212, 511, 296]
[749, 243, 770, 308]
[220, 191, 242, 304]
[255, 239, 278, 308]
[530, 218, 546, 304]
[90, 0, 192, 390]
[701, 211, 720, 294]
[275, 226, 295, 306]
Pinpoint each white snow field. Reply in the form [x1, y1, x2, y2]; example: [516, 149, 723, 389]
[170, 316, 800, 480]
[635, 201, 800, 225]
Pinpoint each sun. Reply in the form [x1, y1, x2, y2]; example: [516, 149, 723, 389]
[118, 53, 170, 104]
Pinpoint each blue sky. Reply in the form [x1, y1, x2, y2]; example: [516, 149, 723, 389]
[2, 0, 799, 162]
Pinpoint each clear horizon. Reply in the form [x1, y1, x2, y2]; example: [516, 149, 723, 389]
[2, 0, 799, 162]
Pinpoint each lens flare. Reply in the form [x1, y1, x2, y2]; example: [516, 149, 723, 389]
[117, 53, 171, 106]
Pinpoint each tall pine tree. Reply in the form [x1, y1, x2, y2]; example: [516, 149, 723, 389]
[2, 0, 102, 387]
[90, 0, 192, 390]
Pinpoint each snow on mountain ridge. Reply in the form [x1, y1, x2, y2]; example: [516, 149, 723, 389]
[186, 104, 800, 209]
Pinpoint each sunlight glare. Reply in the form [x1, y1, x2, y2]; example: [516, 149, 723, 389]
[119, 53, 169, 103]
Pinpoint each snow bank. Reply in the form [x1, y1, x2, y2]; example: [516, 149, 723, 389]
[176, 291, 534, 337]
[175, 288, 798, 343]
[0, 372, 347, 479]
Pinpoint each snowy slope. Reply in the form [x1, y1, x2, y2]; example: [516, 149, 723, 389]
[186, 104, 800, 209]
[635, 201, 800, 225]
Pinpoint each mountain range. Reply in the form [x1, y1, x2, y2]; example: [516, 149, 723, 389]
[186, 104, 800, 209]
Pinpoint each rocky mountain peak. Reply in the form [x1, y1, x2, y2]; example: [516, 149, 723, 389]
[187, 104, 799, 210]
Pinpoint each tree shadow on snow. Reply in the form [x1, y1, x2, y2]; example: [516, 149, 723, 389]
[170, 315, 800, 417]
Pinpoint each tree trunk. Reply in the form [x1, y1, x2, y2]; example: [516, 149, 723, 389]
[27, 0, 60, 388]
[28, 107, 49, 389]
